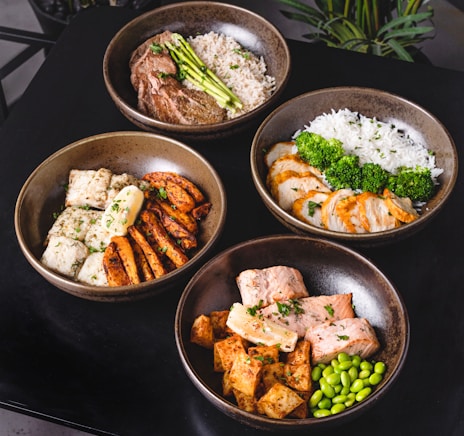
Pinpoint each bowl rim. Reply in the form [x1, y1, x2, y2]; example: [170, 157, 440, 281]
[250, 86, 459, 243]
[102, 1, 291, 132]
[175, 233, 410, 429]
[14, 131, 227, 301]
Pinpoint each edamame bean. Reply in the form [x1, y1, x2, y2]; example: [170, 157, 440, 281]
[369, 372, 383, 386]
[341, 371, 351, 388]
[338, 352, 350, 362]
[345, 392, 356, 407]
[374, 361, 386, 375]
[355, 386, 372, 402]
[332, 394, 347, 404]
[309, 389, 323, 408]
[358, 369, 371, 379]
[351, 355, 361, 367]
[326, 372, 341, 386]
[313, 409, 331, 418]
[320, 378, 335, 398]
[350, 378, 364, 393]
[360, 360, 373, 371]
[322, 366, 334, 378]
[348, 366, 358, 382]
[331, 403, 346, 414]
[340, 385, 350, 396]
[338, 360, 353, 371]
[311, 366, 322, 382]
[318, 398, 332, 410]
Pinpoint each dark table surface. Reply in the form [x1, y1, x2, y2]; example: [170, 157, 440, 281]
[1, 5, 463, 436]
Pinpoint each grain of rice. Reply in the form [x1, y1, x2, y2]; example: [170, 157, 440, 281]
[186, 31, 276, 119]
[296, 108, 443, 182]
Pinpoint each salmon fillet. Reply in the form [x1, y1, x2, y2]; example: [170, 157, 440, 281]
[259, 293, 355, 337]
[236, 266, 309, 308]
[304, 317, 380, 364]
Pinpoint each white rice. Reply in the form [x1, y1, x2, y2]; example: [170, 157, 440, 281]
[186, 31, 276, 119]
[296, 108, 443, 181]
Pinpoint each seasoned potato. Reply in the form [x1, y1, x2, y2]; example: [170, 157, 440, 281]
[286, 340, 311, 365]
[261, 362, 285, 392]
[257, 383, 304, 419]
[233, 389, 258, 413]
[248, 345, 280, 365]
[214, 334, 246, 372]
[229, 350, 263, 397]
[190, 314, 214, 349]
[284, 363, 312, 392]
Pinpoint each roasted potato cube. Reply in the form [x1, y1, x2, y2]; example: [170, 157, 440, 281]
[214, 334, 246, 372]
[233, 389, 258, 413]
[190, 314, 214, 349]
[210, 310, 233, 339]
[222, 370, 234, 397]
[229, 350, 263, 397]
[248, 345, 280, 365]
[286, 340, 311, 365]
[261, 362, 285, 392]
[289, 391, 311, 418]
[257, 383, 305, 419]
[284, 363, 312, 392]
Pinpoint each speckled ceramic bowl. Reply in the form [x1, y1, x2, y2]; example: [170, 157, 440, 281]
[175, 234, 409, 430]
[251, 87, 458, 246]
[15, 132, 227, 302]
[103, 1, 291, 142]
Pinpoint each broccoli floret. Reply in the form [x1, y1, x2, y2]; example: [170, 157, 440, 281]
[386, 166, 435, 202]
[295, 131, 345, 171]
[325, 155, 363, 190]
[360, 163, 389, 194]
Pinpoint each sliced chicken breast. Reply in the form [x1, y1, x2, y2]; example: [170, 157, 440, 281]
[357, 191, 399, 232]
[259, 293, 355, 338]
[383, 188, 419, 223]
[266, 154, 323, 187]
[270, 170, 331, 212]
[304, 317, 380, 364]
[263, 141, 297, 168]
[320, 189, 354, 232]
[335, 194, 366, 233]
[236, 265, 309, 308]
[292, 190, 329, 228]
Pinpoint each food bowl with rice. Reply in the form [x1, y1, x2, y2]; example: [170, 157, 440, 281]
[103, 1, 291, 141]
[251, 86, 458, 246]
[14, 131, 227, 302]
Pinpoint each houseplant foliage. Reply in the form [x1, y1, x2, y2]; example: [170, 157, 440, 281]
[275, 0, 435, 61]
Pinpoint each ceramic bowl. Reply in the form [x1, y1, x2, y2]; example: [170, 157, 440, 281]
[103, 1, 291, 142]
[15, 132, 227, 302]
[250, 86, 458, 246]
[175, 234, 409, 430]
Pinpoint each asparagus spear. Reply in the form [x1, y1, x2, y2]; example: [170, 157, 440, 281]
[164, 33, 243, 112]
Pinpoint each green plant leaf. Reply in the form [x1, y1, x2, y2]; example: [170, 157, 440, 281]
[386, 38, 415, 61]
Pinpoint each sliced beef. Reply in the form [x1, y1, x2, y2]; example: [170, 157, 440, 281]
[129, 30, 226, 125]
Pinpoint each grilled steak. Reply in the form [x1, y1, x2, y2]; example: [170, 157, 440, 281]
[129, 31, 226, 125]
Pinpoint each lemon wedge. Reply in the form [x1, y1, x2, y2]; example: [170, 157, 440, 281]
[101, 185, 144, 236]
[226, 302, 298, 352]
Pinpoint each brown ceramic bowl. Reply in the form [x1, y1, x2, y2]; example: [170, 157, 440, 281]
[15, 132, 227, 302]
[251, 86, 458, 246]
[175, 234, 409, 430]
[103, 1, 291, 142]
